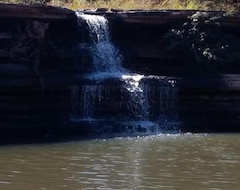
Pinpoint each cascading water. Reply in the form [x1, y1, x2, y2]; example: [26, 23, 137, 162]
[71, 12, 180, 133]
[77, 13, 124, 74]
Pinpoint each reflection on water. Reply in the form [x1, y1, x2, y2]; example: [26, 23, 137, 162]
[0, 134, 240, 190]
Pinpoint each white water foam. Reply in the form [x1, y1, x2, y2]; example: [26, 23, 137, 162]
[121, 74, 149, 119]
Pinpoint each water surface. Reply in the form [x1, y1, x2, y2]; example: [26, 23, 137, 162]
[0, 133, 240, 190]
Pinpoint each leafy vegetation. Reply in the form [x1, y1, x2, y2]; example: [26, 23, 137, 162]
[1, 0, 240, 11]
[165, 11, 240, 73]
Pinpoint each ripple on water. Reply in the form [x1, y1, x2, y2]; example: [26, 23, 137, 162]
[0, 133, 240, 190]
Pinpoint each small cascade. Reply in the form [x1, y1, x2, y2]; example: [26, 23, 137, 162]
[76, 13, 124, 74]
[122, 74, 149, 119]
[71, 12, 180, 133]
[71, 85, 103, 118]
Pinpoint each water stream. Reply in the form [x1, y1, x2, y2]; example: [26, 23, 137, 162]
[71, 13, 180, 133]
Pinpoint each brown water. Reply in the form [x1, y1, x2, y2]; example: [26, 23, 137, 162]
[0, 133, 240, 190]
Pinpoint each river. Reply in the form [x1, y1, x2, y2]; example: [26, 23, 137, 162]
[0, 133, 239, 190]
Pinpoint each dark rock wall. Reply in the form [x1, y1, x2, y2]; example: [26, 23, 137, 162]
[0, 4, 78, 137]
[1, 5, 240, 138]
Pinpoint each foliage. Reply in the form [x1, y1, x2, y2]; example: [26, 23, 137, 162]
[165, 12, 240, 73]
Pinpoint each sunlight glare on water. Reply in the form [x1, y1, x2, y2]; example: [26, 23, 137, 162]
[0, 134, 240, 190]
[122, 74, 145, 92]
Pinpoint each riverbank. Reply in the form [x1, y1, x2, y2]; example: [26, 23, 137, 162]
[2, 0, 240, 11]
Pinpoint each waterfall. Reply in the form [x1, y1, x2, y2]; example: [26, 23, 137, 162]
[71, 12, 179, 133]
[76, 13, 124, 74]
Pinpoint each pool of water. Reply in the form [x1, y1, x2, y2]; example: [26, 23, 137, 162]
[0, 133, 239, 190]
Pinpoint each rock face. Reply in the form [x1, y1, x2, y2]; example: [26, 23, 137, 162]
[0, 4, 79, 142]
[0, 3, 78, 70]
[1, 5, 240, 142]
